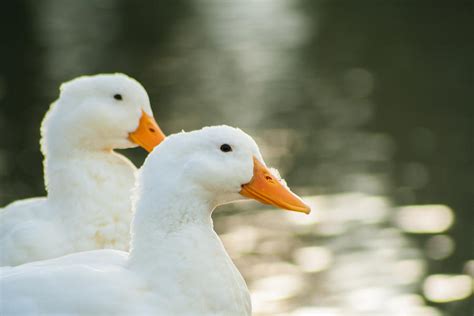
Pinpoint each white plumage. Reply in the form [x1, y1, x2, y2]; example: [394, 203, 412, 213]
[0, 126, 309, 315]
[0, 73, 164, 266]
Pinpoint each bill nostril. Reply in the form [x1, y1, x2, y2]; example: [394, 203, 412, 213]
[149, 128, 156, 133]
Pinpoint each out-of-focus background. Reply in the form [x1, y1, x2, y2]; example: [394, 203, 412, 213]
[0, 1, 472, 315]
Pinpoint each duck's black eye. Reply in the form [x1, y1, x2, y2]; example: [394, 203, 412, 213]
[113, 94, 123, 101]
[220, 144, 232, 152]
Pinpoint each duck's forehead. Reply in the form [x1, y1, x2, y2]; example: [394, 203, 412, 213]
[65, 75, 143, 95]
[200, 126, 258, 150]
[96, 76, 143, 93]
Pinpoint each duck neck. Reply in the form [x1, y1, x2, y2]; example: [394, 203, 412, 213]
[128, 180, 216, 266]
[41, 101, 135, 201]
[127, 182, 251, 314]
[44, 146, 134, 197]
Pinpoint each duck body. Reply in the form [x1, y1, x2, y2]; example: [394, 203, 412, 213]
[0, 73, 165, 266]
[0, 250, 151, 315]
[1, 224, 250, 315]
[0, 151, 136, 266]
[0, 227, 251, 316]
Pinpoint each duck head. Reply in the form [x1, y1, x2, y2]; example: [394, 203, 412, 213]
[141, 125, 310, 214]
[42, 73, 165, 154]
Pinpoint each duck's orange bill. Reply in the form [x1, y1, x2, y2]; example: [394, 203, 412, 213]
[240, 157, 311, 214]
[128, 110, 166, 152]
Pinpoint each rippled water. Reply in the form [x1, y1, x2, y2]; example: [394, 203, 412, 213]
[217, 195, 471, 315]
[0, 0, 472, 315]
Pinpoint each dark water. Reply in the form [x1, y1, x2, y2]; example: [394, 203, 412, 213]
[0, 1, 472, 315]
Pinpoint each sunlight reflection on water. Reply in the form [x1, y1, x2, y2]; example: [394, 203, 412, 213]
[293, 246, 333, 273]
[423, 274, 473, 303]
[395, 205, 454, 234]
[217, 193, 463, 315]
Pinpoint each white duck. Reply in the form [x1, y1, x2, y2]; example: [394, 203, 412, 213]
[0, 73, 165, 266]
[0, 126, 310, 315]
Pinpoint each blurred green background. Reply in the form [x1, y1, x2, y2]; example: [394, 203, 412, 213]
[0, 1, 472, 315]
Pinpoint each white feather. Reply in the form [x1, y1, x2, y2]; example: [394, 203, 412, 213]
[0, 73, 154, 266]
[1, 126, 262, 315]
